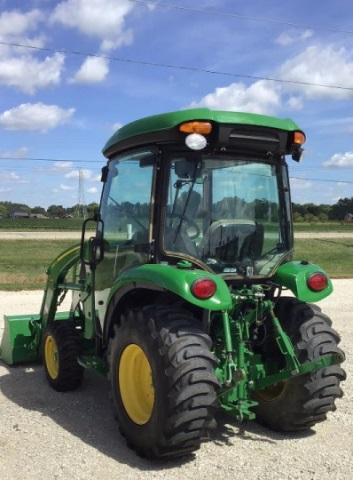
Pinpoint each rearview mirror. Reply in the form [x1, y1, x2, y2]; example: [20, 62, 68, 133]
[80, 217, 104, 268]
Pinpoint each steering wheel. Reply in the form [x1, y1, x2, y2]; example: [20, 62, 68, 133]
[169, 213, 200, 240]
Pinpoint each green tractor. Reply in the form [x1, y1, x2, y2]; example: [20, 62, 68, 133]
[0, 109, 346, 459]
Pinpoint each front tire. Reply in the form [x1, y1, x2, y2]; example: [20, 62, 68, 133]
[108, 305, 219, 459]
[42, 322, 84, 392]
[255, 298, 346, 431]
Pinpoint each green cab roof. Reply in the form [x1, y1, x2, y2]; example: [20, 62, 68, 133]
[103, 108, 301, 157]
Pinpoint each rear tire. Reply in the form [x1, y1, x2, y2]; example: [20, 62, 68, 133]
[255, 298, 346, 431]
[108, 305, 219, 459]
[42, 322, 84, 392]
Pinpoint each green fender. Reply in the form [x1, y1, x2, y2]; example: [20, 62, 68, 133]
[273, 261, 333, 302]
[108, 263, 233, 311]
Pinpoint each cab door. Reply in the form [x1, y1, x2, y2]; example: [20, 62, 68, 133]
[94, 149, 156, 327]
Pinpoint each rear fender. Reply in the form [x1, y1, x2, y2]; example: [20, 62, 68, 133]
[273, 261, 333, 302]
[103, 263, 232, 340]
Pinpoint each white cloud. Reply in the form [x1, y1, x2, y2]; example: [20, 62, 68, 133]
[287, 96, 303, 111]
[275, 29, 313, 47]
[51, 0, 135, 51]
[53, 161, 74, 171]
[280, 45, 353, 99]
[0, 9, 43, 37]
[0, 171, 28, 184]
[0, 187, 12, 193]
[0, 53, 65, 94]
[60, 184, 75, 191]
[0, 9, 64, 94]
[65, 168, 98, 180]
[0, 171, 20, 181]
[0, 103, 75, 132]
[324, 152, 353, 168]
[290, 178, 313, 190]
[190, 80, 281, 115]
[71, 56, 109, 84]
[0, 147, 29, 159]
[87, 186, 98, 194]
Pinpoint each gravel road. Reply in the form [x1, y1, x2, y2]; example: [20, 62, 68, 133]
[0, 230, 352, 240]
[0, 283, 351, 480]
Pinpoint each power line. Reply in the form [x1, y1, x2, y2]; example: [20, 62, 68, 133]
[291, 176, 353, 184]
[0, 156, 352, 183]
[0, 156, 101, 163]
[130, 0, 353, 36]
[1, 39, 353, 93]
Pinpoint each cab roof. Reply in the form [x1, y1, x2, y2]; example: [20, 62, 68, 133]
[103, 108, 300, 158]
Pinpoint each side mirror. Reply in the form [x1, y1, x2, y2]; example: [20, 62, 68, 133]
[80, 217, 104, 268]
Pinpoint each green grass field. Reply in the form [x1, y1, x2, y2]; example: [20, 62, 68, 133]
[0, 218, 84, 230]
[0, 238, 351, 290]
[1, 218, 353, 232]
[294, 238, 353, 278]
[0, 240, 76, 290]
[293, 222, 353, 232]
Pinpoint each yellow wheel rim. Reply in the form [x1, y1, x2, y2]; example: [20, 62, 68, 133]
[256, 381, 287, 401]
[44, 335, 59, 380]
[118, 344, 155, 425]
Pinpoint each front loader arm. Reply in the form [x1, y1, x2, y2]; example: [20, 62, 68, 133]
[40, 244, 81, 329]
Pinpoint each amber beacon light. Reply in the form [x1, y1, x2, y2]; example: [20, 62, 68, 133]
[179, 121, 212, 135]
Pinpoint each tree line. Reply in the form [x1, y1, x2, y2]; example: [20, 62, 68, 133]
[0, 202, 99, 218]
[0, 197, 353, 221]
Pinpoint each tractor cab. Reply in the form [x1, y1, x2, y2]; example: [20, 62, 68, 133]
[97, 108, 304, 288]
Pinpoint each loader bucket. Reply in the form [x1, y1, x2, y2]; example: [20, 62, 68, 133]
[0, 312, 70, 366]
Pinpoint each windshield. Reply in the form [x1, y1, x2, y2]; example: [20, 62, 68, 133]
[164, 155, 290, 277]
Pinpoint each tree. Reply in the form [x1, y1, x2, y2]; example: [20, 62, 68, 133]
[31, 206, 46, 215]
[329, 197, 353, 221]
[47, 205, 66, 218]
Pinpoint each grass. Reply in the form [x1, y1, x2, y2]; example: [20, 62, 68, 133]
[0, 240, 76, 290]
[1, 218, 353, 233]
[0, 218, 84, 230]
[294, 238, 353, 278]
[293, 222, 353, 232]
[0, 238, 351, 290]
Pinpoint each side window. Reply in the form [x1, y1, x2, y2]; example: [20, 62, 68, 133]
[100, 150, 155, 272]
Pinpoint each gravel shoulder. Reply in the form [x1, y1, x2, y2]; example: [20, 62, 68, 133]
[0, 283, 352, 480]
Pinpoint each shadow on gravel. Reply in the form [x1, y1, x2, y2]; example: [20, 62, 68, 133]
[209, 411, 315, 447]
[0, 361, 314, 469]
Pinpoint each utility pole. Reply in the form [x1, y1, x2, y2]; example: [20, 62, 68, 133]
[74, 169, 87, 219]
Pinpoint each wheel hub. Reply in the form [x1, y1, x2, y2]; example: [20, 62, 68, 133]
[44, 335, 59, 380]
[118, 344, 155, 425]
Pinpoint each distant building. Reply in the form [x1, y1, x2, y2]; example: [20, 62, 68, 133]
[11, 211, 30, 219]
[30, 213, 48, 219]
[344, 213, 353, 223]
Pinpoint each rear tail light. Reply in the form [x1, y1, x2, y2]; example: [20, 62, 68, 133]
[191, 278, 216, 299]
[307, 273, 328, 292]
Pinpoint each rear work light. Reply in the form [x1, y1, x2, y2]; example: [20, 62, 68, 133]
[293, 131, 306, 145]
[191, 278, 217, 299]
[307, 272, 328, 292]
[179, 121, 212, 134]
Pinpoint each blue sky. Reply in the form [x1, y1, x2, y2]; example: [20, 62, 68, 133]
[0, 0, 353, 207]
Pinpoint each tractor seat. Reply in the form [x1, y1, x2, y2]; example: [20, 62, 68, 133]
[200, 219, 264, 262]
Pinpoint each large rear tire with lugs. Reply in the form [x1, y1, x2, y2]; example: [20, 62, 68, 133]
[108, 305, 219, 459]
[255, 298, 346, 431]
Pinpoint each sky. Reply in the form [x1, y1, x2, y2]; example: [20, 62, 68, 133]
[0, 0, 353, 207]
